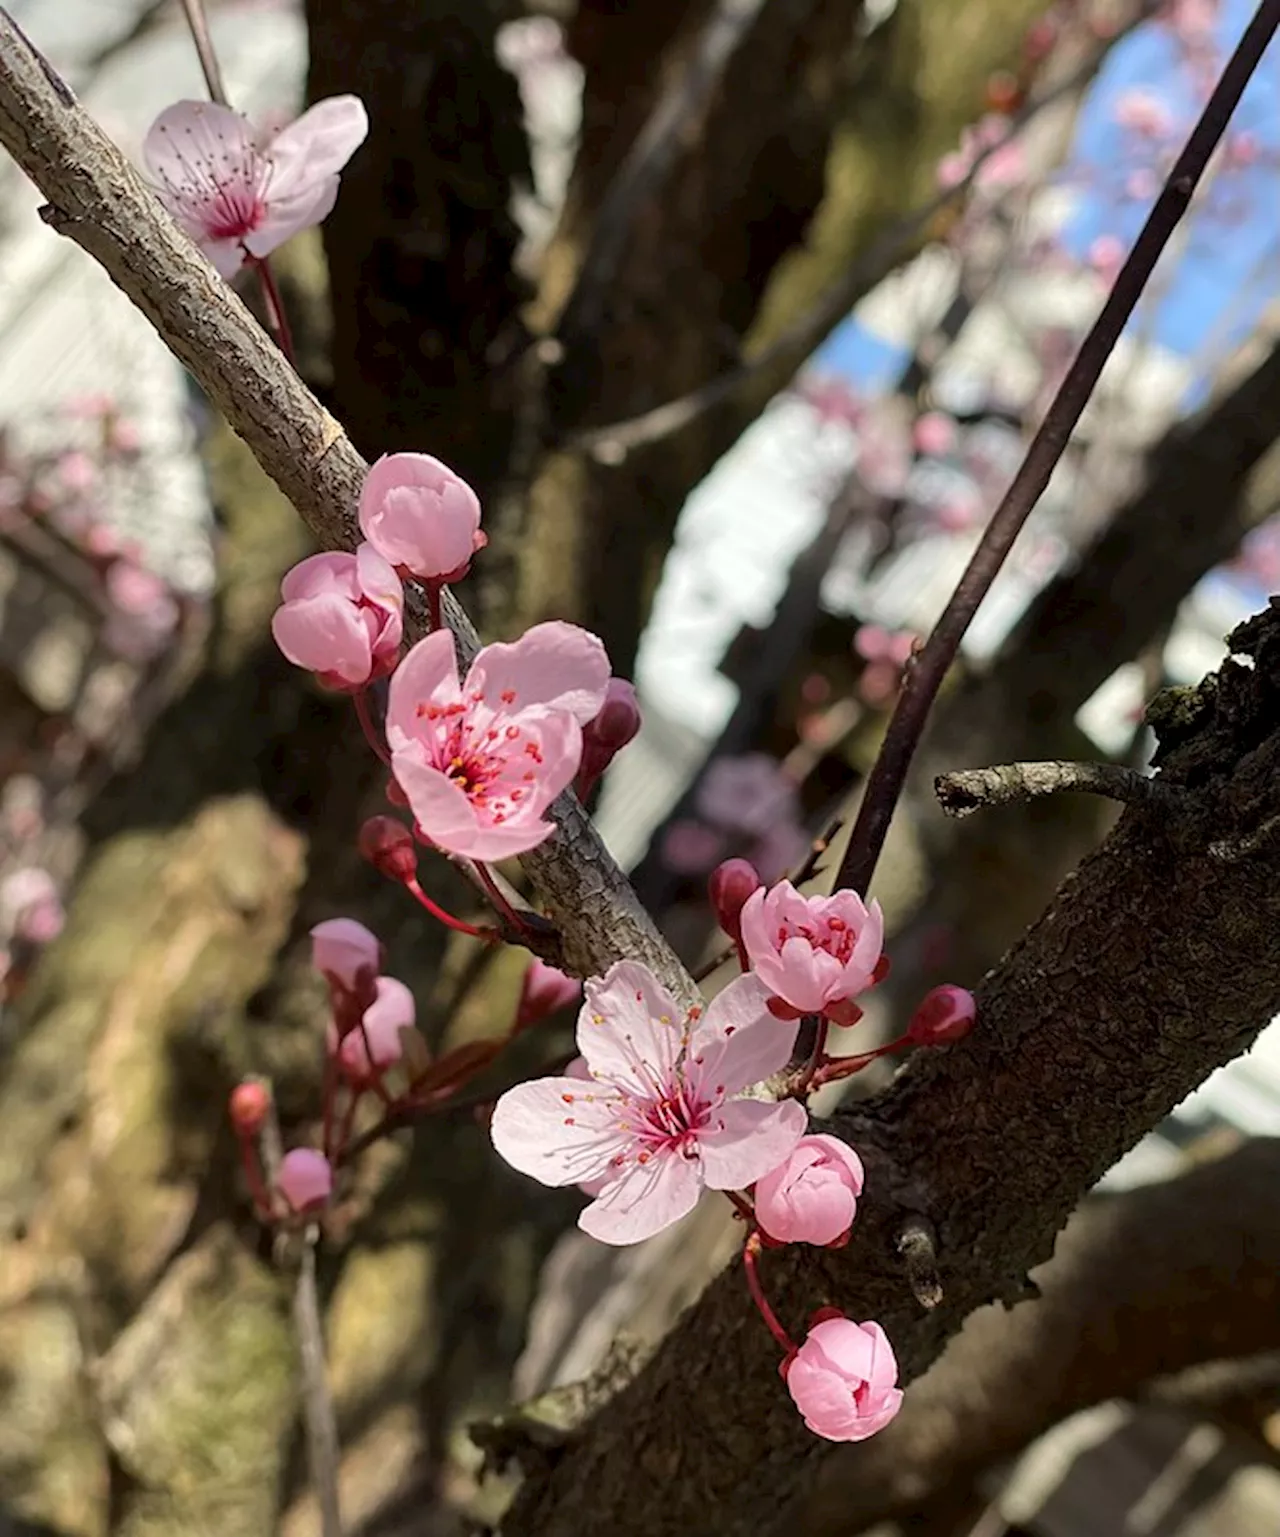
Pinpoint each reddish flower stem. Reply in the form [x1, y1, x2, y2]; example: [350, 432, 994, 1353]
[742, 1231, 795, 1354]
[726, 1189, 757, 1226]
[319, 1051, 338, 1162]
[254, 256, 296, 365]
[833, 0, 1280, 900]
[353, 689, 391, 765]
[795, 1017, 829, 1098]
[405, 875, 499, 941]
[237, 1133, 274, 1221]
[475, 860, 533, 935]
[179, 0, 229, 105]
[808, 1031, 913, 1091]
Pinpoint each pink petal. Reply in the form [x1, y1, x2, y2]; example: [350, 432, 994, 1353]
[388, 751, 488, 853]
[690, 975, 798, 1095]
[358, 452, 480, 577]
[698, 1098, 806, 1190]
[244, 176, 339, 260]
[385, 630, 461, 747]
[579, 1150, 702, 1244]
[281, 551, 359, 603]
[268, 96, 369, 183]
[272, 593, 372, 684]
[465, 621, 610, 725]
[786, 1355, 863, 1440]
[354, 542, 402, 611]
[577, 961, 686, 1093]
[490, 1077, 626, 1188]
[310, 917, 380, 986]
[808, 1316, 876, 1379]
[143, 99, 256, 188]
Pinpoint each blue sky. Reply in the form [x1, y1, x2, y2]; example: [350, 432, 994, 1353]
[817, 0, 1280, 388]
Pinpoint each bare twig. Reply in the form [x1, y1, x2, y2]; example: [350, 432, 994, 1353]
[935, 761, 1183, 818]
[833, 0, 1280, 899]
[565, 1, 1159, 460]
[293, 1235, 343, 1537]
[0, 8, 692, 998]
[178, 0, 229, 106]
[556, 0, 767, 351]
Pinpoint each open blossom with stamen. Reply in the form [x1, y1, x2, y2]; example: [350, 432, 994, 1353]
[739, 880, 884, 1023]
[490, 961, 808, 1244]
[386, 621, 609, 860]
[143, 97, 368, 278]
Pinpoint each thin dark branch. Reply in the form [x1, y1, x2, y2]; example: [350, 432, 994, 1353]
[556, 0, 766, 351]
[179, 0, 229, 106]
[834, 0, 1280, 898]
[564, 1, 1159, 459]
[935, 761, 1183, 818]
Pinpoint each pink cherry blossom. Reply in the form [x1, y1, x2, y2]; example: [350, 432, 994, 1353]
[1114, 88, 1174, 139]
[1088, 234, 1126, 285]
[271, 544, 403, 691]
[277, 1148, 334, 1214]
[516, 959, 583, 1031]
[336, 975, 416, 1082]
[357, 452, 485, 582]
[698, 753, 798, 837]
[784, 1316, 903, 1441]
[739, 880, 884, 1021]
[143, 97, 368, 278]
[385, 621, 609, 860]
[754, 1134, 864, 1246]
[490, 961, 808, 1244]
[310, 917, 381, 991]
[912, 411, 958, 458]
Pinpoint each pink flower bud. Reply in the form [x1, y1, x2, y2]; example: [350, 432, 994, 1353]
[229, 1080, 271, 1138]
[271, 545, 403, 691]
[310, 917, 381, 991]
[907, 983, 976, 1045]
[357, 452, 486, 583]
[277, 1148, 333, 1213]
[782, 1315, 903, 1442]
[358, 816, 418, 884]
[912, 411, 957, 458]
[515, 958, 582, 1031]
[708, 858, 762, 944]
[575, 678, 642, 799]
[754, 1134, 865, 1247]
[336, 976, 416, 1082]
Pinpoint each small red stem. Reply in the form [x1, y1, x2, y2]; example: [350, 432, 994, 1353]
[405, 876, 499, 941]
[353, 690, 391, 765]
[743, 1231, 795, 1354]
[255, 256, 296, 364]
[808, 1031, 913, 1091]
[726, 1189, 756, 1226]
[475, 861, 532, 935]
[320, 1052, 338, 1162]
[794, 1017, 830, 1098]
[238, 1134, 275, 1222]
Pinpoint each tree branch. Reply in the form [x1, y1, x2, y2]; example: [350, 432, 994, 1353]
[935, 760, 1183, 818]
[833, 0, 1280, 899]
[0, 9, 690, 996]
[803, 1139, 1280, 1536]
[501, 601, 1280, 1536]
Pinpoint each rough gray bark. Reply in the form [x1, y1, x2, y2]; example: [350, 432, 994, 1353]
[501, 599, 1280, 1537]
[803, 1138, 1280, 1535]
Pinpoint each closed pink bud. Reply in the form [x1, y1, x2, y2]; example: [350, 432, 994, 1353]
[515, 958, 582, 1031]
[229, 1080, 270, 1138]
[277, 1148, 333, 1213]
[575, 678, 642, 798]
[358, 816, 418, 884]
[272, 544, 403, 691]
[358, 452, 485, 582]
[708, 858, 762, 944]
[783, 1316, 903, 1442]
[310, 917, 381, 991]
[754, 1134, 864, 1247]
[908, 984, 976, 1045]
[337, 976, 416, 1082]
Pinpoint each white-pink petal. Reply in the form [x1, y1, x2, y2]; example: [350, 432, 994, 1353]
[578, 961, 686, 1092]
[698, 1098, 807, 1190]
[490, 1077, 625, 1189]
[465, 621, 610, 725]
[385, 630, 462, 747]
[578, 1151, 702, 1244]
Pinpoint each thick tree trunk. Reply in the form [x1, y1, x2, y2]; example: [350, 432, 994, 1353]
[500, 598, 1280, 1537]
[802, 1138, 1280, 1535]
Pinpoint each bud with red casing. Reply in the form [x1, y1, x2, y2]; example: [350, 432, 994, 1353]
[359, 815, 418, 884]
[709, 857, 762, 946]
[515, 958, 582, 1032]
[574, 678, 641, 800]
[229, 1079, 271, 1138]
[907, 983, 976, 1046]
